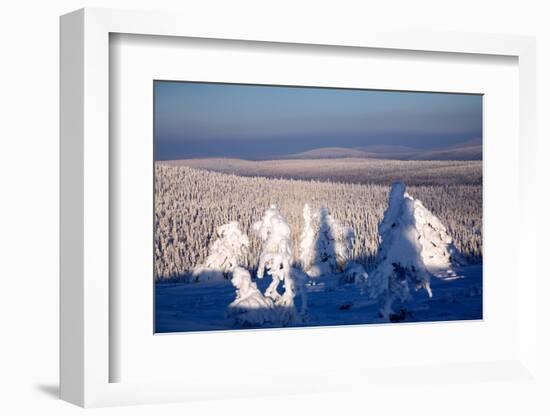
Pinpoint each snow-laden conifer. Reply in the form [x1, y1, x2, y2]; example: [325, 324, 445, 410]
[299, 205, 355, 278]
[299, 203, 316, 273]
[253, 205, 293, 301]
[192, 222, 249, 282]
[328, 210, 355, 272]
[252, 205, 308, 323]
[276, 267, 309, 324]
[413, 198, 463, 274]
[364, 182, 458, 319]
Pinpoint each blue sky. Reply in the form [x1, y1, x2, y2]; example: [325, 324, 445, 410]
[154, 81, 482, 160]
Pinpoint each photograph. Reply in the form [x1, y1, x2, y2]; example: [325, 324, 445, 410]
[153, 81, 483, 333]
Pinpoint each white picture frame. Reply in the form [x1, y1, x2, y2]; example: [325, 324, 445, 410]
[60, 7, 538, 407]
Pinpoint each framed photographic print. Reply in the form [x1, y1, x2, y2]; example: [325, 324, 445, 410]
[60, 8, 538, 408]
[153, 81, 483, 333]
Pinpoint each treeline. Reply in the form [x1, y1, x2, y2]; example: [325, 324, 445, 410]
[164, 158, 482, 186]
[154, 165, 482, 280]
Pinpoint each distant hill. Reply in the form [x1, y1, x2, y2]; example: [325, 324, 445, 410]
[282, 139, 482, 161]
[412, 145, 482, 161]
[410, 138, 482, 160]
[283, 147, 374, 159]
[356, 144, 420, 154]
[448, 137, 482, 149]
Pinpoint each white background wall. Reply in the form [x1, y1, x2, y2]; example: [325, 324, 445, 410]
[0, 1, 548, 415]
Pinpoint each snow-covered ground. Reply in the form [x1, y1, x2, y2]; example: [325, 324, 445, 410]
[155, 264, 482, 333]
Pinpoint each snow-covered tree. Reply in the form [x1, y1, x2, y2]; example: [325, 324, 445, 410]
[276, 267, 309, 324]
[226, 267, 275, 327]
[299, 203, 316, 273]
[253, 205, 293, 302]
[311, 207, 338, 276]
[364, 182, 436, 319]
[192, 222, 249, 282]
[299, 205, 355, 278]
[328, 210, 355, 271]
[252, 205, 308, 323]
[412, 198, 463, 272]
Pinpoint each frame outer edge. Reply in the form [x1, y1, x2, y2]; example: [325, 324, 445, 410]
[517, 39, 537, 376]
[82, 8, 111, 407]
[59, 8, 85, 407]
[58, 6, 539, 407]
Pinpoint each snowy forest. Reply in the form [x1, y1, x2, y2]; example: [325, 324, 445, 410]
[154, 164, 482, 280]
[154, 162, 483, 332]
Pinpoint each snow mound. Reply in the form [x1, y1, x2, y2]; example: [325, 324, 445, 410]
[343, 262, 369, 286]
[364, 182, 458, 319]
[227, 266, 308, 327]
[192, 222, 249, 282]
[226, 267, 275, 326]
